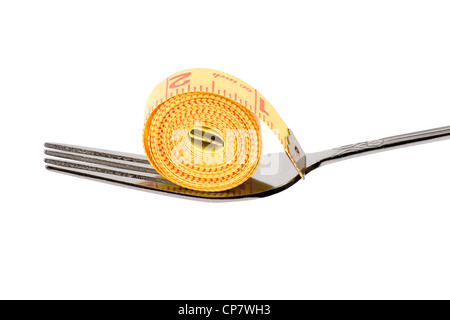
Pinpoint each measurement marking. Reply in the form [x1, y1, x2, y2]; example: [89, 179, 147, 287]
[229, 93, 232, 98]
[181, 88, 184, 93]
[262, 98, 270, 116]
[223, 90, 226, 96]
[205, 87, 208, 92]
[212, 81, 215, 93]
[218, 89, 220, 94]
[193, 86, 196, 91]
[188, 84, 190, 91]
[200, 85, 202, 91]
[234, 93, 237, 100]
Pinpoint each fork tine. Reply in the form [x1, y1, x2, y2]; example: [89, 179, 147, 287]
[44, 158, 172, 184]
[44, 149, 159, 174]
[44, 164, 182, 197]
[44, 142, 151, 164]
[45, 164, 147, 187]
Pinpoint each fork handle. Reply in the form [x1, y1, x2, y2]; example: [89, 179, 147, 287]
[305, 125, 450, 174]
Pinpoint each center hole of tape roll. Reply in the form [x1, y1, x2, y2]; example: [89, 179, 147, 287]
[188, 126, 224, 152]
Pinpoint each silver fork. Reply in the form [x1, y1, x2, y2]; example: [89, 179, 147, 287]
[44, 125, 450, 200]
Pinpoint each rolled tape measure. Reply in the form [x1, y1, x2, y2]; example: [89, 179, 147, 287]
[143, 68, 306, 192]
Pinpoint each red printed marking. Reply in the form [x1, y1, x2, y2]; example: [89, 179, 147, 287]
[205, 87, 208, 92]
[234, 93, 237, 100]
[176, 88, 179, 95]
[212, 81, 215, 93]
[169, 72, 191, 89]
[200, 85, 202, 91]
[194, 86, 196, 91]
[259, 97, 269, 116]
[188, 84, 190, 91]
[218, 89, 220, 94]
[223, 90, 226, 96]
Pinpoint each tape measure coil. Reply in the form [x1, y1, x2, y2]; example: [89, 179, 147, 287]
[143, 69, 305, 192]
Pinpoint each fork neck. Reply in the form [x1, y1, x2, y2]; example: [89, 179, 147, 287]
[305, 125, 450, 174]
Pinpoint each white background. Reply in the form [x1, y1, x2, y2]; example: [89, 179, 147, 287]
[1, 0, 449, 300]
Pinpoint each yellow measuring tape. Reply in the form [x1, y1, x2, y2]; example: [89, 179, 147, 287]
[143, 68, 305, 192]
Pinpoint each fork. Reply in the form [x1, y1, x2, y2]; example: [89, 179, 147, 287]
[44, 125, 450, 200]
